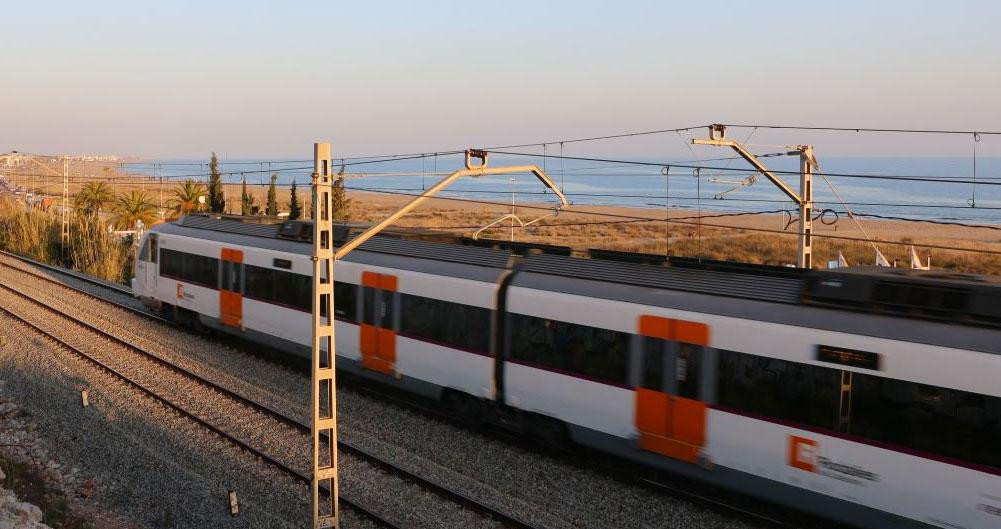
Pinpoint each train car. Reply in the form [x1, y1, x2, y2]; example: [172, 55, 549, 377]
[132, 214, 1001, 529]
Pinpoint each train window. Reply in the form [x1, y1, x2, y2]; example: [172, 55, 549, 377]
[221, 261, 240, 292]
[277, 270, 311, 312]
[640, 338, 702, 398]
[245, 265, 274, 302]
[333, 281, 356, 321]
[509, 313, 629, 386]
[244, 265, 311, 312]
[149, 235, 158, 264]
[717, 349, 840, 431]
[399, 293, 490, 353]
[362, 287, 377, 325]
[676, 343, 701, 400]
[159, 249, 218, 289]
[138, 239, 150, 262]
[380, 290, 394, 328]
[850, 374, 1001, 469]
[159, 248, 180, 277]
[187, 252, 219, 288]
[641, 337, 666, 391]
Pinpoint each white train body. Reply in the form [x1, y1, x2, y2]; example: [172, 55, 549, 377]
[132, 216, 1001, 529]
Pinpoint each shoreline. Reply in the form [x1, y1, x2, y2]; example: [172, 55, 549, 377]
[5, 168, 1001, 272]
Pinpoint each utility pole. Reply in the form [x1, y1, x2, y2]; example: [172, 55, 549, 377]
[61, 157, 69, 263]
[158, 161, 164, 219]
[311, 142, 338, 529]
[308, 144, 568, 529]
[693, 124, 816, 268]
[798, 145, 815, 269]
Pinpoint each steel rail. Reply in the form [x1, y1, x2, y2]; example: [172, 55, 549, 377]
[0, 268, 542, 529]
[0, 251, 815, 528]
[0, 294, 398, 529]
[0, 249, 133, 296]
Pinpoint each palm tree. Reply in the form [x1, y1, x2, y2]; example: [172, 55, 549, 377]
[111, 191, 158, 230]
[169, 179, 206, 216]
[74, 181, 114, 215]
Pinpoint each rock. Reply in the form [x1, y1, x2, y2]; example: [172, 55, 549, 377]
[13, 501, 43, 523]
[80, 478, 96, 498]
[0, 468, 5, 481]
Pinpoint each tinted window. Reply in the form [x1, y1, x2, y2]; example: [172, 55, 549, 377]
[717, 349, 840, 431]
[676, 343, 701, 400]
[850, 374, 1001, 469]
[245, 265, 275, 301]
[159, 246, 177, 276]
[641, 337, 666, 391]
[509, 313, 629, 386]
[380, 290, 394, 327]
[221, 261, 240, 292]
[334, 281, 357, 321]
[159, 248, 218, 288]
[276, 270, 311, 311]
[244, 264, 310, 312]
[362, 287, 377, 325]
[400, 293, 490, 353]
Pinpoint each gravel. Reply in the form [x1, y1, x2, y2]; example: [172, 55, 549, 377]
[0, 313, 307, 528]
[0, 255, 775, 529]
[0, 268, 513, 529]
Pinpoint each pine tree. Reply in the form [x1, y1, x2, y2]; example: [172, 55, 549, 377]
[332, 176, 350, 220]
[240, 178, 254, 216]
[266, 173, 278, 216]
[288, 179, 301, 220]
[208, 152, 225, 213]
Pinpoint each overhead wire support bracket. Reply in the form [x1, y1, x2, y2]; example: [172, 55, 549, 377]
[692, 124, 802, 204]
[692, 124, 817, 268]
[336, 148, 568, 258]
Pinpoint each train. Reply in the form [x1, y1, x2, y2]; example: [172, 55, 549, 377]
[131, 213, 1001, 529]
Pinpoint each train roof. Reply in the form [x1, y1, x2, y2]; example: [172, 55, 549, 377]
[158, 214, 1001, 329]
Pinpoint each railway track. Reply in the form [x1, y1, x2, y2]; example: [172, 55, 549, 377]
[0, 274, 539, 529]
[0, 251, 822, 529]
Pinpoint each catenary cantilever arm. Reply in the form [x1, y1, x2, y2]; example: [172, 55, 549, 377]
[333, 161, 567, 259]
[692, 138, 802, 204]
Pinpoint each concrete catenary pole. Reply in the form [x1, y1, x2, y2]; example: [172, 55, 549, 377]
[311, 142, 338, 529]
[61, 157, 69, 262]
[693, 125, 817, 268]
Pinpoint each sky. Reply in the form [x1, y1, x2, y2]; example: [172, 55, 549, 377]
[1, 1, 1000, 159]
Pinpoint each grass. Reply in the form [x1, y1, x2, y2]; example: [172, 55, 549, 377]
[0, 198, 135, 284]
[345, 198, 1001, 275]
[6, 182, 1001, 278]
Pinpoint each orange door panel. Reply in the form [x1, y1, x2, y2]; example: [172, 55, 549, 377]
[635, 315, 709, 464]
[634, 388, 670, 437]
[360, 324, 378, 356]
[359, 272, 397, 375]
[377, 329, 396, 364]
[670, 396, 708, 447]
[220, 249, 243, 328]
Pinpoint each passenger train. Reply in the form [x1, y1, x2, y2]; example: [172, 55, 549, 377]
[132, 214, 1001, 529]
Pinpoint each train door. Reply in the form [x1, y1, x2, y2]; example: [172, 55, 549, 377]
[634, 315, 711, 463]
[359, 271, 397, 375]
[219, 248, 243, 328]
[140, 233, 158, 293]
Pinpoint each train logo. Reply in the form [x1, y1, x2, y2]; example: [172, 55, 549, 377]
[788, 436, 818, 472]
[787, 435, 880, 484]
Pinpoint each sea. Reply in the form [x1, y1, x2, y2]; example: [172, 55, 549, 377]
[123, 154, 1001, 225]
